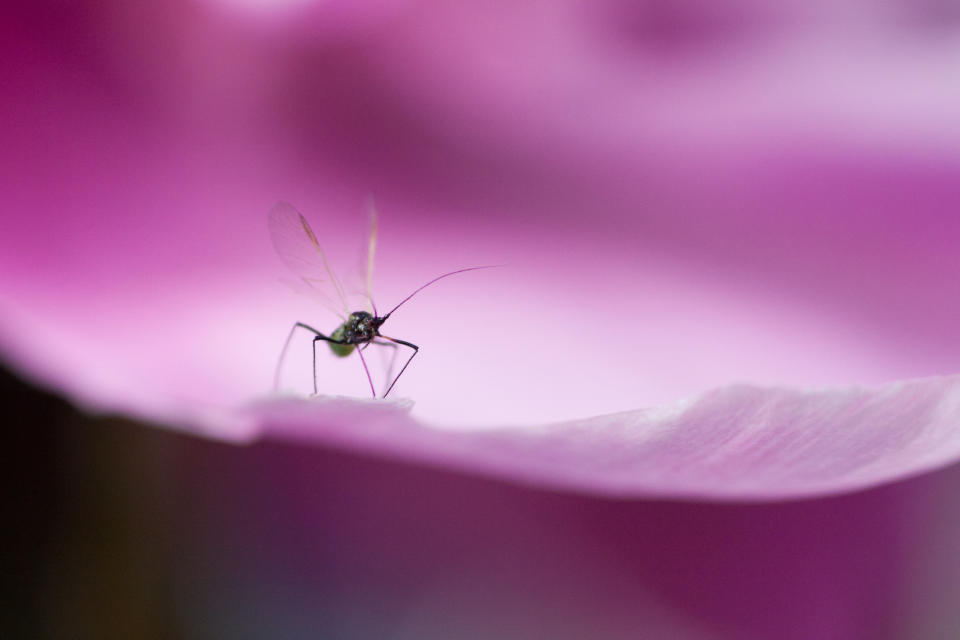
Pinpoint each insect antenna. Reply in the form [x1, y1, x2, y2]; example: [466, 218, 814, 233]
[381, 265, 500, 320]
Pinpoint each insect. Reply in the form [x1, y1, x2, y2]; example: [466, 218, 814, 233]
[269, 201, 492, 398]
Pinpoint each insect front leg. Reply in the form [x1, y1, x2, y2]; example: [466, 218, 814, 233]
[273, 321, 345, 395]
[379, 336, 419, 399]
[355, 342, 377, 399]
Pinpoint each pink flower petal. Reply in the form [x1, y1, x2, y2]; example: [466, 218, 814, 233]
[4, 0, 960, 501]
[248, 375, 960, 500]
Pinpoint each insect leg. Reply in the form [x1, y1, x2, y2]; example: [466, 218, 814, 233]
[311, 336, 319, 395]
[355, 342, 377, 398]
[378, 336, 419, 399]
[274, 322, 345, 395]
[310, 333, 353, 395]
[365, 339, 399, 396]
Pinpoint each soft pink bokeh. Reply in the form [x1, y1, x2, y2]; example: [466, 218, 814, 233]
[3, 0, 960, 458]
[4, 0, 960, 635]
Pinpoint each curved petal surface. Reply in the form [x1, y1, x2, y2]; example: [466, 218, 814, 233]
[249, 375, 960, 500]
[3, 0, 960, 502]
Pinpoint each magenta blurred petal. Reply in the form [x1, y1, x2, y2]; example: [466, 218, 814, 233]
[4, 0, 960, 503]
[7, 261, 960, 498]
[249, 375, 960, 500]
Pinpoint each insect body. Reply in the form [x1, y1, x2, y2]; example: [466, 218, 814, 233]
[328, 311, 379, 357]
[269, 202, 490, 399]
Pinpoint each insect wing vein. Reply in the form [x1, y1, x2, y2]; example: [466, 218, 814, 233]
[268, 202, 350, 315]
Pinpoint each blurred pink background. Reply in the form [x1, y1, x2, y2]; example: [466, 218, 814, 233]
[3, 0, 960, 426]
[4, 0, 960, 637]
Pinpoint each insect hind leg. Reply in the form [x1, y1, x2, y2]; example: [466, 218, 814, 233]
[366, 339, 400, 397]
[274, 321, 345, 395]
[378, 336, 419, 399]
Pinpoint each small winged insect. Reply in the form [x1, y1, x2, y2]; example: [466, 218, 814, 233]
[269, 202, 492, 398]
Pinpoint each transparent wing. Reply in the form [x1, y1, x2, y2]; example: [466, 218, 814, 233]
[268, 202, 350, 317]
[334, 199, 379, 315]
[364, 199, 379, 315]
[275, 276, 346, 321]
